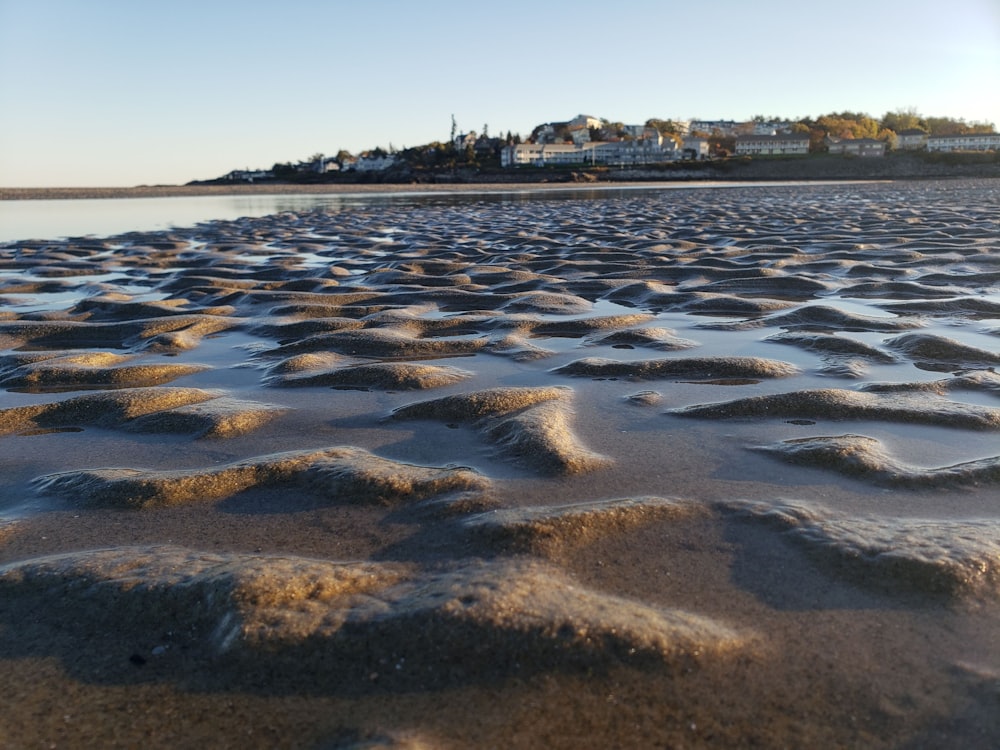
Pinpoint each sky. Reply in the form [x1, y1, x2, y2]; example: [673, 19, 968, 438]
[1, 0, 998, 187]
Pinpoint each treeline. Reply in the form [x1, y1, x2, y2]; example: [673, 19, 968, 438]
[647, 109, 996, 156]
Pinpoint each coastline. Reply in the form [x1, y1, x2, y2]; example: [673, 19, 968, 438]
[0, 183, 552, 201]
[3, 152, 997, 201]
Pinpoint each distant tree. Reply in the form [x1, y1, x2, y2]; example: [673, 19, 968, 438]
[645, 118, 684, 137]
[450, 114, 457, 143]
[271, 162, 297, 179]
[482, 123, 489, 138]
[816, 112, 880, 140]
[881, 108, 923, 134]
[878, 128, 898, 150]
[334, 149, 353, 164]
[923, 116, 996, 136]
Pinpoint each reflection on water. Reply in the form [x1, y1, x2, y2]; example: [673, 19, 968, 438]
[0, 182, 844, 244]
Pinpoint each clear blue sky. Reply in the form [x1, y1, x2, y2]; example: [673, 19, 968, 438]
[1, 0, 998, 187]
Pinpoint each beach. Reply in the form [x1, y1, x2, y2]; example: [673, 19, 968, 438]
[1, 179, 998, 748]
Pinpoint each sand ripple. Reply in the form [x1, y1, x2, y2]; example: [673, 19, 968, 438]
[670, 388, 1000, 429]
[34, 446, 490, 508]
[0, 387, 283, 438]
[0, 546, 750, 684]
[393, 387, 609, 474]
[754, 433, 1000, 488]
[555, 356, 800, 381]
[722, 500, 1000, 599]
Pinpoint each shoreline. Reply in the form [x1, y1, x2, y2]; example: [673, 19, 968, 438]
[0, 182, 644, 201]
[4, 152, 998, 201]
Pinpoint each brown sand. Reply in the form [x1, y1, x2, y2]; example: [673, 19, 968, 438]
[1, 180, 1000, 748]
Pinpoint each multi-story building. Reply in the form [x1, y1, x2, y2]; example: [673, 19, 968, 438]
[895, 129, 928, 150]
[734, 133, 810, 156]
[501, 139, 678, 167]
[826, 137, 886, 157]
[926, 133, 1000, 152]
[689, 120, 740, 136]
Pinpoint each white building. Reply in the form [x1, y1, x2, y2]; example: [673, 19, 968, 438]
[501, 143, 589, 167]
[926, 133, 1000, 152]
[895, 129, 928, 150]
[735, 133, 810, 156]
[681, 137, 710, 159]
[690, 120, 740, 136]
[568, 114, 602, 130]
[501, 139, 678, 168]
[346, 153, 397, 172]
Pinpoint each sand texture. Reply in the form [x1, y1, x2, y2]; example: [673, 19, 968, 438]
[1, 180, 1000, 748]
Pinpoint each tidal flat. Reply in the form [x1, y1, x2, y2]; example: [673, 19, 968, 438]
[1, 180, 999, 748]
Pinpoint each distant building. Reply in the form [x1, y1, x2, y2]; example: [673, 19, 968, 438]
[567, 125, 592, 145]
[568, 114, 602, 130]
[454, 132, 477, 151]
[734, 133, 810, 156]
[690, 120, 741, 136]
[681, 137, 710, 160]
[501, 137, 678, 168]
[344, 153, 397, 172]
[895, 129, 928, 150]
[826, 137, 886, 158]
[926, 133, 1000, 152]
[592, 138, 679, 165]
[224, 169, 273, 183]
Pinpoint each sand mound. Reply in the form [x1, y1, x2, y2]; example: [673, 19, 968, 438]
[670, 388, 1000, 429]
[268, 361, 472, 391]
[269, 328, 489, 359]
[483, 400, 613, 475]
[883, 332, 1000, 369]
[765, 332, 897, 362]
[123, 396, 288, 439]
[0, 387, 285, 438]
[764, 304, 924, 332]
[554, 356, 800, 381]
[71, 296, 236, 320]
[860, 370, 1000, 397]
[880, 297, 1000, 319]
[34, 446, 491, 508]
[754, 433, 1000, 488]
[0, 351, 207, 391]
[530, 314, 656, 337]
[585, 327, 700, 351]
[0, 315, 238, 352]
[0, 546, 750, 686]
[392, 386, 609, 475]
[721, 500, 1000, 599]
[626, 390, 664, 406]
[0, 386, 221, 434]
[501, 291, 593, 315]
[462, 496, 708, 555]
[392, 386, 569, 421]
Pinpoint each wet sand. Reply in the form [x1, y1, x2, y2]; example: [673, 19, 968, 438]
[1, 180, 999, 748]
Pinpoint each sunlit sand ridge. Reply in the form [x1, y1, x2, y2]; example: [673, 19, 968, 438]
[1, 180, 999, 748]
